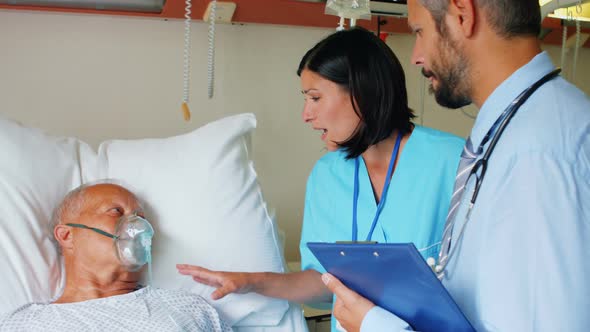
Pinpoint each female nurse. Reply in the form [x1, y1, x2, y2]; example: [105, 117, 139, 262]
[177, 27, 464, 331]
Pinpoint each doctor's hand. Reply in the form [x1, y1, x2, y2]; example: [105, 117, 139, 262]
[176, 264, 254, 300]
[322, 273, 375, 332]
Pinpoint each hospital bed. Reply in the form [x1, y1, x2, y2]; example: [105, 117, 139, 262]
[0, 113, 308, 331]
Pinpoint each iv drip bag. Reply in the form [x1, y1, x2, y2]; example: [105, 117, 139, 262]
[325, 0, 372, 20]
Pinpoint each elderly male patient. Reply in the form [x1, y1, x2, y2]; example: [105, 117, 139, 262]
[0, 182, 232, 332]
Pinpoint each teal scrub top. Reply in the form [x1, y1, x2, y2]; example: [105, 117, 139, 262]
[299, 125, 464, 328]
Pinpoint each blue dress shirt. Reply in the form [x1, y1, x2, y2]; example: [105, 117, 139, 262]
[362, 52, 590, 331]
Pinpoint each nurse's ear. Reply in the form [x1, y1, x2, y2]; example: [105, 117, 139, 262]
[54, 224, 74, 253]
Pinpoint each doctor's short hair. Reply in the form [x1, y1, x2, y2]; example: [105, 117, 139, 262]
[419, 0, 541, 38]
[297, 27, 415, 160]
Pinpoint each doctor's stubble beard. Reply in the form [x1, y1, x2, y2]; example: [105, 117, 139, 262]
[423, 31, 473, 109]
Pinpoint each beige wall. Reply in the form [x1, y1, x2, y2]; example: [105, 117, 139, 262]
[0, 10, 588, 261]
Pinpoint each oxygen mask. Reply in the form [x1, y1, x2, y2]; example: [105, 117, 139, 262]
[67, 214, 154, 272]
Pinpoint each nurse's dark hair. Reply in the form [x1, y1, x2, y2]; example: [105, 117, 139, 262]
[419, 0, 541, 37]
[297, 27, 414, 159]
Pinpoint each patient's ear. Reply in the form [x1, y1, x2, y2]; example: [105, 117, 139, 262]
[54, 224, 74, 252]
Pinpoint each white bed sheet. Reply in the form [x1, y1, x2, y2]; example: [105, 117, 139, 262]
[235, 302, 308, 332]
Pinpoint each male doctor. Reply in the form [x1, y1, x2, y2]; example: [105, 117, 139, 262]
[323, 0, 590, 331]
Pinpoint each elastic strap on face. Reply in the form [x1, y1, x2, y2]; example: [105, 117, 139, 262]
[65, 223, 119, 240]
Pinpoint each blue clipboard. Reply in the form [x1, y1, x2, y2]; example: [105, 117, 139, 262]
[307, 242, 475, 332]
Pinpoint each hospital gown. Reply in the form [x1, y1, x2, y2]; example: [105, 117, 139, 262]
[0, 287, 232, 332]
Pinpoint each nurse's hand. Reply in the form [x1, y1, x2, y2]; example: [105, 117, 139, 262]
[176, 264, 254, 300]
[322, 273, 375, 332]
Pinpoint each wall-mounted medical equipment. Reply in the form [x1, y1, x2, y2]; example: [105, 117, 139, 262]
[369, 0, 407, 17]
[0, 0, 165, 12]
[325, 0, 371, 30]
[205, 1, 216, 101]
[542, 0, 589, 83]
[181, 0, 194, 121]
[541, 0, 590, 20]
[322, 0, 407, 30]
[180, 1, 234, 121]
[202, 1, 237, 99]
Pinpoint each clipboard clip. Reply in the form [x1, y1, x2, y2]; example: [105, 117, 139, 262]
[334, 241, 380, 257]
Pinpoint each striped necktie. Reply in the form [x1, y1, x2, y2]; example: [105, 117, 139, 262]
[438, 137, 480, 265]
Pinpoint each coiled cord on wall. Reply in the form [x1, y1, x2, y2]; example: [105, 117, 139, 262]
[560, 23, 568, 73]
[207, 0, 217, 99]
[572, 12, 582, 83]
[181, 0, 192, 121]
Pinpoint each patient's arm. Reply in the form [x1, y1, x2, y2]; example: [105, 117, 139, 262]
[176, 264, 332, 305]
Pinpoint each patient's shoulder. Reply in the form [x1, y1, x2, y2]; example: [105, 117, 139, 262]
[0, 303, 47, 329]
[2, 302, 45, 316]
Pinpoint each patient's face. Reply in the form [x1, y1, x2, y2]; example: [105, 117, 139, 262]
[69, 184, 144, 272]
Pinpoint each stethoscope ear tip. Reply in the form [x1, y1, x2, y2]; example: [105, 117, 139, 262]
[426, 256, 445, 277]
[426, 257, 436, 268]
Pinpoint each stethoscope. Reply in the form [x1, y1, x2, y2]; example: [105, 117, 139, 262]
[429, 68, 562, 279]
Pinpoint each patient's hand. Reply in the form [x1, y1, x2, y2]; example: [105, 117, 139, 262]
[176, 264, 254, 300]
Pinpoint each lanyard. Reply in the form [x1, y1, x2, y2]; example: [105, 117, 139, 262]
[352, 132, 403, 242]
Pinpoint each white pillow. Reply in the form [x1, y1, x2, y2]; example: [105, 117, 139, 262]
[0, 113, 289, 327]
[97, 114, 289, 326]
[0, 118, 74, 312]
